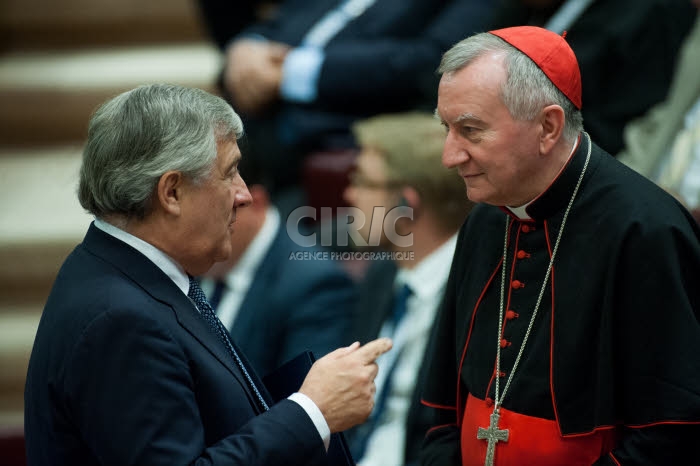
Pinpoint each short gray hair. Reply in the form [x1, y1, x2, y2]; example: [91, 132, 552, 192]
[438, 32, 583, 142]
[78, 83, 243, 219]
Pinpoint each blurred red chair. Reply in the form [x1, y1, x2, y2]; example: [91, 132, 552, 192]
[0, 425, 26, 466]
[302, 148, 358, 212]
[301, 148, 372, 281]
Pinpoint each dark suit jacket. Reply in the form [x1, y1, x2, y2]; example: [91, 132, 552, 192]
[346, 259, 432, 466]
[228, 225, 355, 377]
[24, 223, 327, 465]
[241, 0, 493, 114]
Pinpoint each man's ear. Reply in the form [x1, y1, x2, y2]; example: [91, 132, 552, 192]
[156, 171, 184, 216]
[248, 184, 270, 211]
[399, 186, 421, 213]
[540, 104, 566, 155]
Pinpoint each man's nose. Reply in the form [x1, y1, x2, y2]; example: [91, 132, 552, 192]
[442, 136, 466, 168]
[236, 184, 253, 208]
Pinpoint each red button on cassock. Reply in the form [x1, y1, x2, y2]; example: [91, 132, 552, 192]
[511, 280, 524, 289]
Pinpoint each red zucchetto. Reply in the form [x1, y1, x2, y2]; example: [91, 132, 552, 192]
[489, 26, 582, 109]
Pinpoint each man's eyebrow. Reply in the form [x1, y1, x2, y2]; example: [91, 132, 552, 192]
[454, 113, 484, 125]
[433, 109, 484, 126]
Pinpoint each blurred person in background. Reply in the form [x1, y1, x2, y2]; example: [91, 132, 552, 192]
[197, 0, 495, 198]
[199, 156, 356, 378]
[489, 0, 697, 155]
[343, 112, 474, 466]
[617, 2, 700, 223]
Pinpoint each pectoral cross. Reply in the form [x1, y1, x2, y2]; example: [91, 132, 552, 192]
[476, 408, 509, 466]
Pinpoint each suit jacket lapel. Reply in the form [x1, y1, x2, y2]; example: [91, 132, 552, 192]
[236, 226, 285, 327]
[81, 224, 254, 395]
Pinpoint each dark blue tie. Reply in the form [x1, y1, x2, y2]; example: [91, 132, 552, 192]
[207, 279, 227, 311]
[389, 283, 412, 330]
[352, 283, 413, 459]
[188, 276, 269, 412]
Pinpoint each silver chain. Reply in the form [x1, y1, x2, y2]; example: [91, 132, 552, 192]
[494, 133, 592, 409]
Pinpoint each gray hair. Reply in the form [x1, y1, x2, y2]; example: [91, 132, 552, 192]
[438, 32, 583, 142]
[78, 83, 243, 219]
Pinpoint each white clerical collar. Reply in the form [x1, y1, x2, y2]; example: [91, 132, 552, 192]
[93, 218, 190, 295]
[506, 203, 533, 220]
[505, 136, 580, 220]
[395, 233, 458, 299]
[224, 206, 280, 290]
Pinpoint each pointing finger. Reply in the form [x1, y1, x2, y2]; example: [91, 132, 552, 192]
[326, 341, 360, 360]
[355, 338, 393, 364]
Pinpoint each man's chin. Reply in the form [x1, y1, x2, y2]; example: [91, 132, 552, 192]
[215, 247, 233, 263]
[211, 239, 234, 263]
[465, 187, 489, 204]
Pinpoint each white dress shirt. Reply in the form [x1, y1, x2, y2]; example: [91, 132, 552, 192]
[281, 0, 377, 103]
[358, 234, 458, 466]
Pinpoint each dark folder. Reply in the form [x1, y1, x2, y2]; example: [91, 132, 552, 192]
[262, 351, 356, 466]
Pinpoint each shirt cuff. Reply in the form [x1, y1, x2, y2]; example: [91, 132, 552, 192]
[288, 392, 331, 451]
[280, 47, 324, 103]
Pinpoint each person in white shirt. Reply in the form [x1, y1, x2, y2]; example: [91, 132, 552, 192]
[343, 112, 474, 466]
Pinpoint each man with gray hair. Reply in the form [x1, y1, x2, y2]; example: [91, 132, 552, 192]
[422, 27, 700, 465]
[24, 83, 391, 465]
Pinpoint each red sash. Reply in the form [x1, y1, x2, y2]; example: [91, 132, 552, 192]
[460, 393, 616, 466]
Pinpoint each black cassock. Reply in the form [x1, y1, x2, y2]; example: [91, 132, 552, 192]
[420, 135, 700, 466]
